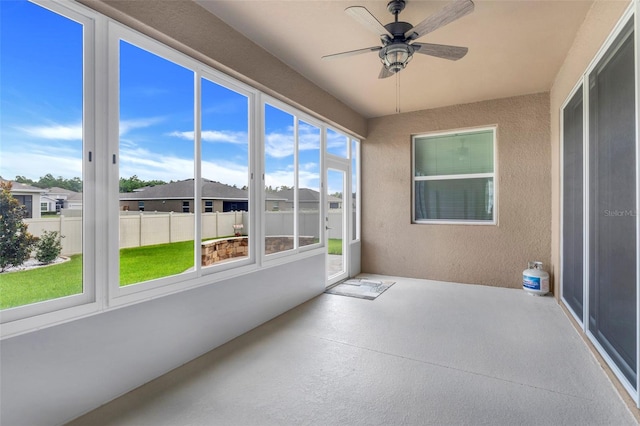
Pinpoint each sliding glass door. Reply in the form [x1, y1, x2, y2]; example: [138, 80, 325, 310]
[562, 15, 638, 397]
[562, 86, 584, 322]
[588, 20, 636, 386]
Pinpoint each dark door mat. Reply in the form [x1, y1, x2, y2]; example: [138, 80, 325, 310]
[325, 278, 395, 300]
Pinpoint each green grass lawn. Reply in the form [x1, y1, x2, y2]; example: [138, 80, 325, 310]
[119, 240, 194, 286]
[0, 255, 83, 310]
[328, 239, 342, 255]
[1, 238, 341, 310]
[0, 241, 194, 310]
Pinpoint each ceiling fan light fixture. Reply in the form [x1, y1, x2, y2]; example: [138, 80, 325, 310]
[380, 43, 413, 73]
[324, 0, 474, 79]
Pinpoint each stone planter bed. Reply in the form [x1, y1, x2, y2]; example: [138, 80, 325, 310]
[201, 235, 317, 266]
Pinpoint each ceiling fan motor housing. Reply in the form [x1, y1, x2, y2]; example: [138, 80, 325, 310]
[379, 42, 414, 73]
[380, 20, 415, 74]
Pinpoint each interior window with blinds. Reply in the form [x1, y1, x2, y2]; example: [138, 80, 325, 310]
[413, 128, 496, 223]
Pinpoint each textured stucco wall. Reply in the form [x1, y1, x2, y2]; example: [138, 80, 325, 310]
[549, 0, 631, 299]
[77, 0, 366, 138]
[362, 93, 551, 289]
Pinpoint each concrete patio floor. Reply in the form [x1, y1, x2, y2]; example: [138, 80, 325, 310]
[69, 274, 636, 425]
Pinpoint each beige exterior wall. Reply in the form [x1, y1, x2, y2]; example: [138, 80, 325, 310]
[362, 93, 550, 289]
[549, 0, 631, 298]
[120, 199, 238, 213]
[78, 0, 366, 138]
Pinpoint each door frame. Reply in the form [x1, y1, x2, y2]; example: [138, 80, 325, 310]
[325, 156, 350, 286]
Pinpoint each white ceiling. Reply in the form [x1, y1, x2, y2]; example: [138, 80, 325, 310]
[195, 0, 594, 119]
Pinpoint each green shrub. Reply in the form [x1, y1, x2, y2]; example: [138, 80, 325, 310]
[35, 230, 63, 264]
[0, 181, 36, 271]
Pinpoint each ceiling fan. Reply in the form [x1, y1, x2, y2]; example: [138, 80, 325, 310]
[322, 0, 475, 79]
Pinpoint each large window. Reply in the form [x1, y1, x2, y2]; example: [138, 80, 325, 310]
[263, 101, 323, 256]
[351, 138, 360, 241]
[118, 38, 195, 288]
[413, 128, 496, 224]
[298, 121, 321, 248]
[0, 0, 358, 336]
[326, 128, 348, 158]
[0, 0, 87, 316]
[264, 103, 295, 255]
[200, 75, 251, 269]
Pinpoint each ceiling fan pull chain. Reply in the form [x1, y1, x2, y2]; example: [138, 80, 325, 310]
[396, 72, 401, 114]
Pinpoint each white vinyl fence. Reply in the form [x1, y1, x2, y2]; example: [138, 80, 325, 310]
[25, 210, 342, 256]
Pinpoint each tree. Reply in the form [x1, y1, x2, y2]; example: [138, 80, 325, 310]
[15, 174, 83, 192]
[0, 181, 36, 271]
[14, 175, 36, 186]
[119, 175, 166, 193]
[35, 230, 63, 264]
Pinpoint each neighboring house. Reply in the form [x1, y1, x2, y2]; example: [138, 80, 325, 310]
[119, 178, 249, 213]
[2, 179, 47, 219]
[264, 192, 289, 212]
[265, 188, 341, 211]
[43, 187, 83, 212]
[328, 194, 342, 210]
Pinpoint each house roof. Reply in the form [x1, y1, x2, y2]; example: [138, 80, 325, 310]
[119, 178, 248, 200]
[1, 179, 47, 194]
[270, 188, 320, 203]
[269, 188, 342, 204]
[46, 187, 83, 202]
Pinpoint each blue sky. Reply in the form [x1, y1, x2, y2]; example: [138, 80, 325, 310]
[1, 0, 347, 194]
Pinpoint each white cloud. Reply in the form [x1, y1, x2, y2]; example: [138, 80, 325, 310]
[120, 117, 164, 136]
[265, 169, 294, 189]
[265, 131, 295, 158]
[169, 130, 247, 144]
[326, 130, 349, 157]
[0, 143, 82, 180]
[201, 159, 248, 187]
[264, 168, 319, 191]
[119, 146, 249, 188]
[19, 123, 82, 140]
[265, 124, 323, 158]
[298, 169, 320, 189]
[14, 116, 162, 142]
[300, 161, 319, 174]
[298, 125, 321, 152]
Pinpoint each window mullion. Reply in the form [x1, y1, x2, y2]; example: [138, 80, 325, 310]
[194, 72, 202, 276]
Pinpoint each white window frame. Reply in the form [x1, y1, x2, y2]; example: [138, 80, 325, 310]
[350, 138, 361, 242]
[1, 0, 360, 338]
[0, 0, 98, 331]
[260, 95, 325, 264]
[412, 126, 498, 225]
[107, 21, 261, 306]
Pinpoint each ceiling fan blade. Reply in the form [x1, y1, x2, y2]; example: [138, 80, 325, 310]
[345, 6, 391, 37]
[412, 43, 469, 61]
[322, 46, 381, 60]
[405, 0, 475, 41]
[378, 65, 394, 79]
